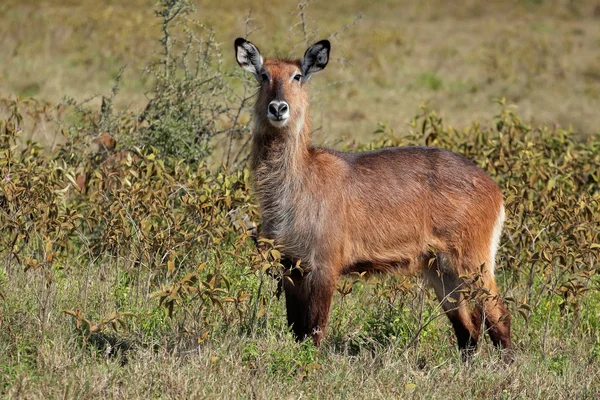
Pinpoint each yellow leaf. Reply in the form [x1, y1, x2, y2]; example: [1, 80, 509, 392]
[198, 331, 210, 343]
[238, 293, 251, 302]
[270, 249, 281, 260]
[63, 310, 79, 318]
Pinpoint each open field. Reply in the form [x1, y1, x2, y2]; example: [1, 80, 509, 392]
[1, 1, 600, 399]
[1, 0, 600, 147]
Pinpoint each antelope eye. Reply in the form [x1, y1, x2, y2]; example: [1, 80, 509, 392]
[261, 73, 269, 81]
[293, 74, 303, 81]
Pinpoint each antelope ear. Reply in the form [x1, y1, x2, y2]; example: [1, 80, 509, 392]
[235, 38, 264, 78]
[301, 40, 330, 81]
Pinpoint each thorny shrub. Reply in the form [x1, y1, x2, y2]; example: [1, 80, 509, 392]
[52, 0, 252, 176]
[135, 0, 251, 164]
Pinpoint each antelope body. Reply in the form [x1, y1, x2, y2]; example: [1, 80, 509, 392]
[235, 38, 512, 359]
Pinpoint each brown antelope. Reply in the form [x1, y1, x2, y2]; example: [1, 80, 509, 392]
[235, 38, 512, 360]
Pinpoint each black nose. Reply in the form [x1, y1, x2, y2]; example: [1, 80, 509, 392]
[268, 101, 289, 119]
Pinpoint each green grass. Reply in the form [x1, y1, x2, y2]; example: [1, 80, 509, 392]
[415, 72, 444, 91]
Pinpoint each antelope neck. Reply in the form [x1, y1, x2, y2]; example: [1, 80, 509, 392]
[250, 115, 312, 179]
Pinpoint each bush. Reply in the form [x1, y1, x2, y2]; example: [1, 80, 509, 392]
[134, 0, 250, 164]
[50, 0, 252, 172]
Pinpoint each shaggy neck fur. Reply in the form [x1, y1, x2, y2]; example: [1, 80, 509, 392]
[250, 108, 313, 242]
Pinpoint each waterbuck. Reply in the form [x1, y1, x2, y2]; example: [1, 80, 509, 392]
[235, 37, 512, 360]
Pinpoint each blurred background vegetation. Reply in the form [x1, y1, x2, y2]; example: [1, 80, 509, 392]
[1, 0, 600, 398]
[1, 0, 599, 150]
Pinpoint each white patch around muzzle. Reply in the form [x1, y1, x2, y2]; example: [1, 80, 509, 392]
[267, 100, 290, 128]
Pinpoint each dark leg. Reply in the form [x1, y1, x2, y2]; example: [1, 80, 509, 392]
[283, 269, 338, 345]
[447, 306, 481, 360]
[305, 275, 337, 345]
[283, 268, 309, 340]
[425, 257, 481, 359]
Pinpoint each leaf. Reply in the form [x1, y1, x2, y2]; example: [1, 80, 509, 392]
[167, 301, 174, 318]
[427, 257, 436, 268]
[181, 272, 198, 285]
[63, 310, 79, 317]
[260, 262, 272, 273]
[65, 173, 78, 187]
[270, 249, 281, 260]
[405, 383, 417, 393]
[117, 319, 129, 332]
[150, 289, 166, 298]
[519, 303, 532, 312]
[198, 330, 210, 343]
[238, 293, 251, 302]
[517, 309, 529, 322]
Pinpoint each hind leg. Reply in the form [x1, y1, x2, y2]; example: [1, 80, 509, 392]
[479, 276, 513, 361]
[425, 256, 482, 358]
[480, 204, 514, 361]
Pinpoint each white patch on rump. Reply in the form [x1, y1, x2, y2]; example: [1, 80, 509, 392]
[489, 204, 505, 274]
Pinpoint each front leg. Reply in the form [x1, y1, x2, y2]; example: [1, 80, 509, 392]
[305, 272, 338, 345]
[284, 268, 338, 345]
[283, 267, 309, 340]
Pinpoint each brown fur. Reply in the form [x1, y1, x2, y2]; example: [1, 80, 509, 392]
[238, 41, 512, 360]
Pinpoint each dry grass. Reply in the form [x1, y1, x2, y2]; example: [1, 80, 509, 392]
[1, 0, 600, 149]
[5, 339, 599, 399]
[2, 263, 600, 399]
